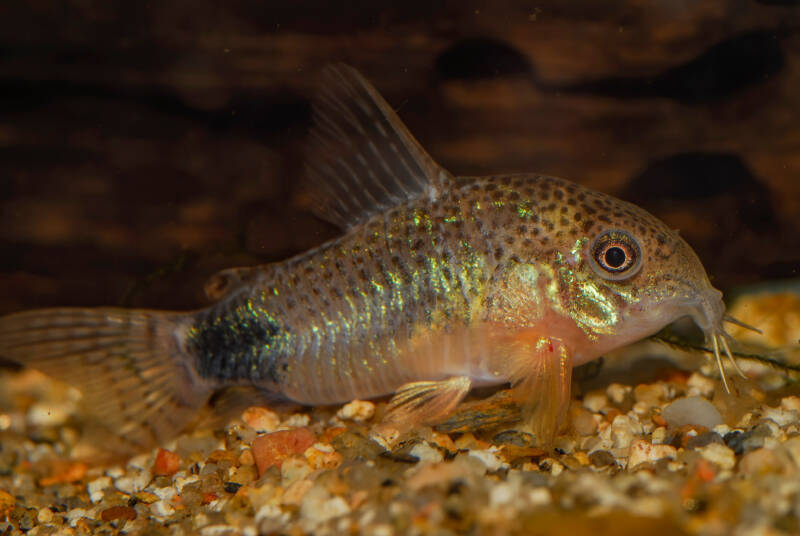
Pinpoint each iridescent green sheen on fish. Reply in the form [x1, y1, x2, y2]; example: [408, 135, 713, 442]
[0, 64, 753, 450]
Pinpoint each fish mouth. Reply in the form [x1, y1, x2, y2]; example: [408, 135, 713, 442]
[691, 288, 761, 393]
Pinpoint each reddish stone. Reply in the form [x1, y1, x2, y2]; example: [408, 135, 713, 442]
[152, 448, 181, 476]
[101, 505, 137, 522]
[252, 428, 316, 476]
[201, 492, 218, 505]
[39, 462, 88, 486]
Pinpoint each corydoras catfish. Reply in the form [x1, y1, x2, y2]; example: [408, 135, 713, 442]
[0, 65, 750, 449]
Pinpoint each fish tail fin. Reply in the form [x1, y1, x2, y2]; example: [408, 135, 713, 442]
[0, 307, 213, 449]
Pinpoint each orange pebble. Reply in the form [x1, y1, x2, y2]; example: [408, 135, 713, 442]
[152, 448, 181, 476]
[252, 428, 316, 476]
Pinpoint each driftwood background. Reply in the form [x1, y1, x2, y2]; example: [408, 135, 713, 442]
[0, 0, 798, 316]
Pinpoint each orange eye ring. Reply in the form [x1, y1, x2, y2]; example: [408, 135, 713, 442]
[589, 230, 642, 281]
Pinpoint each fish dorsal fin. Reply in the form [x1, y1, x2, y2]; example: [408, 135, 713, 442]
[305, 64, 451, 229]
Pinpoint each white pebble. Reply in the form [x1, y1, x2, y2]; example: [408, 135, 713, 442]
[300, 486, 350, 525]
[468, 448, 509, 472]
[282, 414, 311, 428]
[26, 403, 71, 427]
[610, 415, 637, 449]
[582, 391, 608, 413]
[66, 508, 92, 527]
[698, 443, 736, 470]
[606, 383, 631, 405]
[687, 372, 716, 398]
[153, 486, 177, 501]
[662, 396, 723, 429]
[174, 474, 199, 492]
[651, 426, 667, 445]
[150, 500, 175, 520]
[781, 396, 800, 412]
[281, 456, 312, 485]
[336, 400, 376, 422]
[87, 476, 111, 503]
[37, 508, 53, 524]
[628, 440, 677, 468]
[763, 406, 798, 427]
[489, 482, 516, 507]
[410, 442, 443, 464]
[527, 487, 552, 507]
[105, 466, 124, 479]
[254, 503, 288, 527]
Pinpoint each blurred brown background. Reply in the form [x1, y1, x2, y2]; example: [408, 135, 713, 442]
[0, 0, 798, 315]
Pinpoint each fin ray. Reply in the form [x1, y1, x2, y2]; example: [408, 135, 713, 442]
[0, 308, 213, 450]
[305, 64, 452, 229]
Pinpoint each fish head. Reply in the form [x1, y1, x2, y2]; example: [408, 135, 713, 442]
[527, 178, 738, 382]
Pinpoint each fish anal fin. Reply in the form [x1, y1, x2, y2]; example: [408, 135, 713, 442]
[304, 64, 452, 229]
[502, 331, 574, 446]
[0, 308, 213, 451]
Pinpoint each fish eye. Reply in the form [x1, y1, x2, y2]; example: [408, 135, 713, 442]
[589, 230, 642, 281]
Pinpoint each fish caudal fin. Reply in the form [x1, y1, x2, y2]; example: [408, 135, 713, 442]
[0, 308, 212, 450]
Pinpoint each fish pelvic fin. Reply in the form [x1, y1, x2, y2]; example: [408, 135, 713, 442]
[304, 64, 452, 229]
[372, 376, 472, 448]
[0, 307, 213, 450]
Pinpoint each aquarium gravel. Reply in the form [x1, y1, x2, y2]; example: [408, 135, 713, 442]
[1, 291, 800, 536]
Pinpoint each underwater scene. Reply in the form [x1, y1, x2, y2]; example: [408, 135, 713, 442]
[1, 1, 799, 535]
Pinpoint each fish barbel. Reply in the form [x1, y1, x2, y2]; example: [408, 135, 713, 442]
[0, 65, 750, 448]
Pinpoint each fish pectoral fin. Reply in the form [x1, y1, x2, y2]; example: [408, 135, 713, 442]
[503, 331, 574, 446]
[303, 64, 452, 230]
[384, 376, 472, 431]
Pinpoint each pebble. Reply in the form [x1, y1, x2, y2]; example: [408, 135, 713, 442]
[254, 503, 289, 529]
[0, 489, 14, 511]
[282, 479, 314, 506]
[87, 476, 111, 503]
[582, 390, 608, 413]
[26, 402, 71, 427]
[686, 372, 716, 398]
[662, 396, 723, 429]
[762, 406, 798, 427]
[781, 396, 800, 412]
[36, 508, 53, 523]
[66, 507, 93, 527]
[300, 486, 350, 526]
[152, 448, 181, 477]
[252, 428, 316, 476]
[739, 447, 792, 476]
[468, 448, 509, 472]
[281, 456, 312, 485]
[150, 499, 175, 520]
[608, 415, 637, 449]
[304, 443, 344, 470]
[697, 443, 736, 470]
[242, 407, 281, 433]
[100, 505, 137, 522]
[282, 414, 311, 428]
[628, 440, 677, 468]
[527, 487, 552, 507]
[606, 383, 632, 406]
[588, 450, 616, 467]
[336, 400, 375, 422]
[409, 441, 444, 464]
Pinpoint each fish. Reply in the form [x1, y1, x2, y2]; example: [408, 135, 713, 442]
[0, 64, 754, 449]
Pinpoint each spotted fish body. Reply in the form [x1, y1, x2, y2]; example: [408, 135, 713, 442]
[0, 66, 740, 448]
